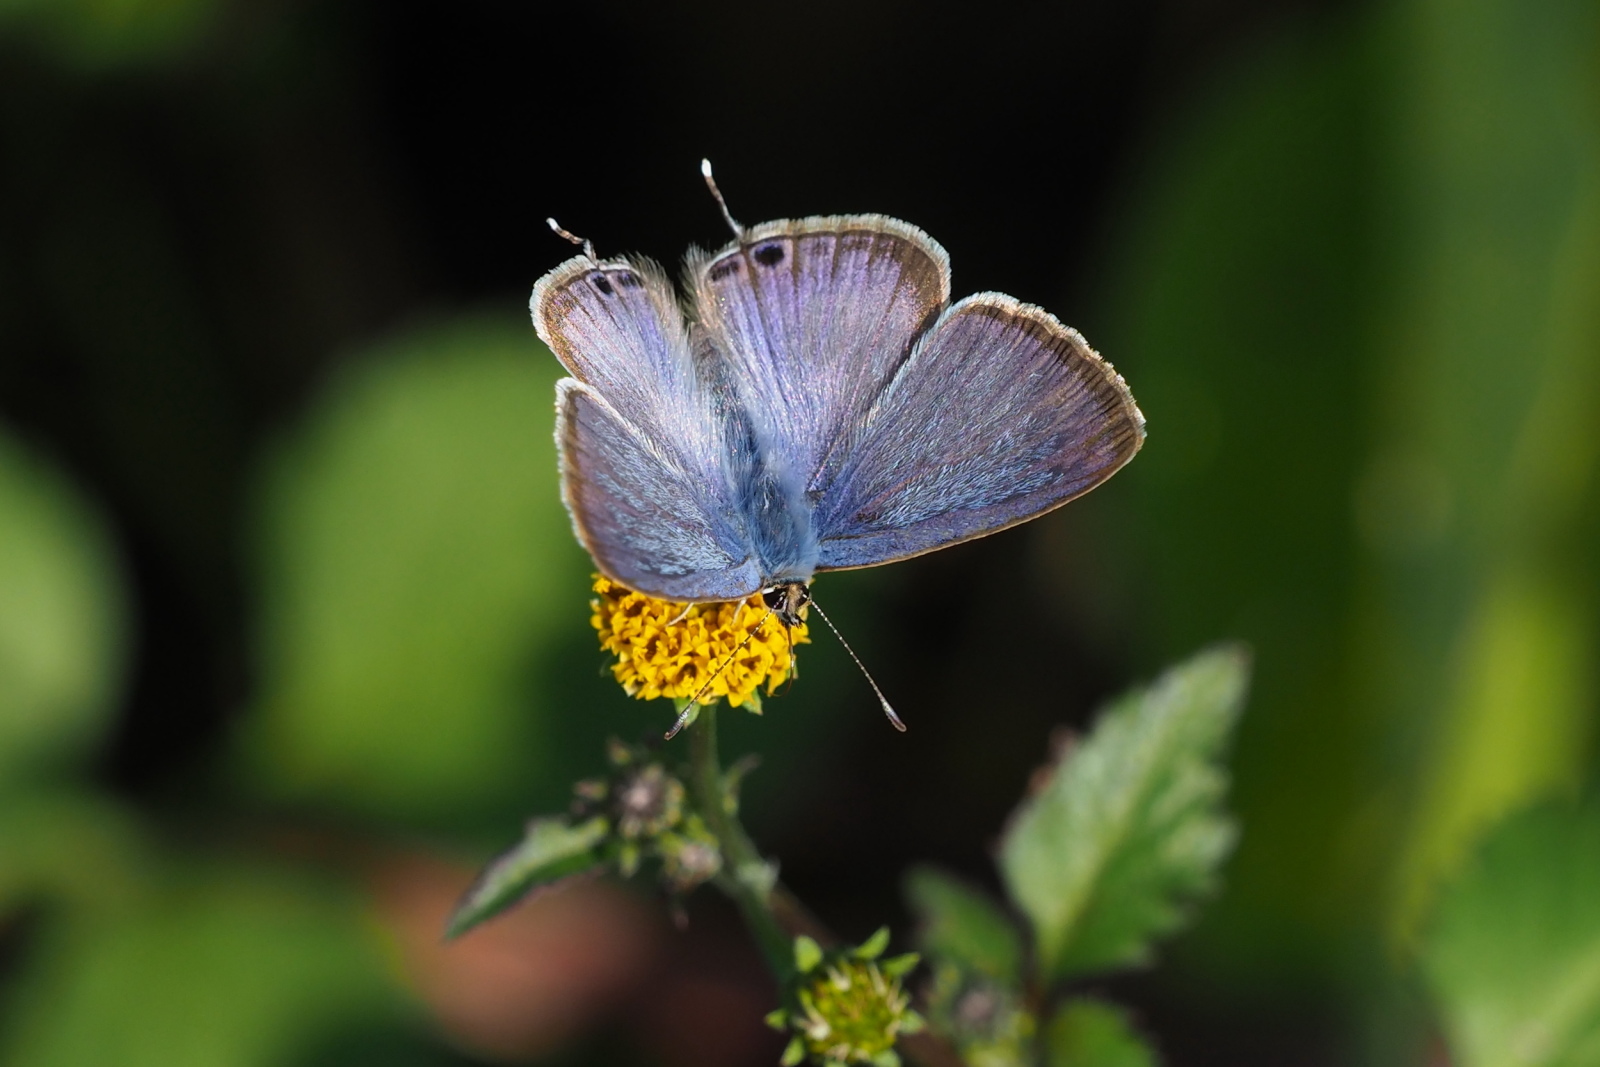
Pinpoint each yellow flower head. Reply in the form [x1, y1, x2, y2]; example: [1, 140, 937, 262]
[590, 576, 809, 709]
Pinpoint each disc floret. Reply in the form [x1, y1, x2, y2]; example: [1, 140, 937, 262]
[766, 929, 924, 1067]
[591, 576, 807, 710]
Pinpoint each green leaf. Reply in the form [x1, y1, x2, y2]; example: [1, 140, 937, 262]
[1, 863, 397, 1067]
[904, 866, 1024, 984]
[855, 926, 891, 960]
[999, 646, 1248, 982]
[446, 816, 609, 938]
[794, 935, 824, 974]
[1423, 799, 1600, 1067]
[881, 953, 920, 979]
[1045, 1000, 1157, 1067]
[0, 0, 221, 71]
[1373, 0, 1600, 946]
[0, 791, 145, 913]
[0, 432, 126, 787]
[247, 316, 587, 822]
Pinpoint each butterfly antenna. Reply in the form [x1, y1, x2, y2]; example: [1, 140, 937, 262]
[806, 597, 907, 732]
[664, 606, 776, 740]
[700, 159, 744, 239]
[546, 217, 597, 261]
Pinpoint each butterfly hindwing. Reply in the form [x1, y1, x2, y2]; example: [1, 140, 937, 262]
[556, 380, 761, 600]
[812, 293, 1145, 570]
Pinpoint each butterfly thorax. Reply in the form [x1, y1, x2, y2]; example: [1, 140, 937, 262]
[740, 468, 818, 586]
[716, 378, 820, 587]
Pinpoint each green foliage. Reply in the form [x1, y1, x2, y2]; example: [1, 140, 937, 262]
[1422, 800, 1600, 1067]
[854, 926, 893, 960]
[0, 794, 407, 1067]
[1099, 22, 1378, 975]
[446, 816, 609, 939]
[1, 864, 398, 1067]
[4, 0, 1594, 1059]
[0, 792, 146, 915]
[795, 935, 825, 974]
[1100, 0, 1600, 981]
[904, 866, 1023, 984]
[0, 423, 413, 1067]
[921, 965, 1034, 1067]
[246, 315, 589, 822]
[0, 0, 221, 70]
[904, 649, 1250, 1066]
[0, 432, 126, 787]
[1379, 0, 1600, 945]
[999, 646, 1248, 982]
[1045, 1001, 1155, 1067]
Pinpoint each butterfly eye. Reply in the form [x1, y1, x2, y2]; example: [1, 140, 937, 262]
[752, 242, 785, 267]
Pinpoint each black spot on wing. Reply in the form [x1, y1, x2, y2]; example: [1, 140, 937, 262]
[591, 273, 614, 296]
[752, 242, 785, 267]
[708, 258, 742, 283]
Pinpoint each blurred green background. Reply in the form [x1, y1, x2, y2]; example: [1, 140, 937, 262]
[0, 0, 1596, 1064]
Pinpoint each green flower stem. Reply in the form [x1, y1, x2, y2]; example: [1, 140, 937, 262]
[689, 700, 794, 976]
[687, 703, 970, 1067]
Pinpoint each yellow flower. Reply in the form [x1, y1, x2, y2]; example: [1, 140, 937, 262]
[590, 576, 809, 709]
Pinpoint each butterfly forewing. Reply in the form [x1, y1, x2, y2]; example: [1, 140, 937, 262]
[533, 256, 717, 467]
[812, 293, 1145, 570]
[536, 256, 765, 600]
[688, 216, 951, 501]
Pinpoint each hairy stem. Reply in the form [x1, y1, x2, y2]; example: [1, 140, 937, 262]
[688, 701, 793, 976]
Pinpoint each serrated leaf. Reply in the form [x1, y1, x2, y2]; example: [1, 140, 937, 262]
[904, 866, 1023, 984]
[999, 646, 1248, 982]
[1423, 799, 1600, 1067]
[446, 816, 608, 938]
[1046, 1000, 1157, 1067]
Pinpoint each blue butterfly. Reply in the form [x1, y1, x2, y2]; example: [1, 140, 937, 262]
[533, 164, 1144, 728]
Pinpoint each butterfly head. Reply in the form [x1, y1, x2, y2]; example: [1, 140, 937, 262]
[762, 581, 812, 628]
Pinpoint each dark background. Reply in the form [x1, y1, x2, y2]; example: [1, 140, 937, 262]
[1, 1, 1595, 1065]
[1, 0, 1294, 795]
